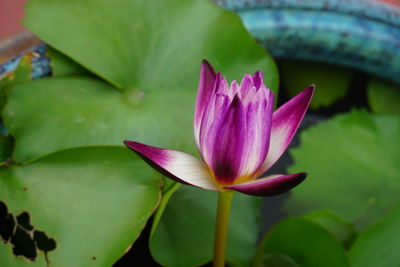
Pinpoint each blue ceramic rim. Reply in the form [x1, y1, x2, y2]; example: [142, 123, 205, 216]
[239, 8, 400, 83]
[216, 0, 400, 28]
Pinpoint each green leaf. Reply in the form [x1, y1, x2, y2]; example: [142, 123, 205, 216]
[0, 242, 45, 267]
[349, 204, 400, 267]
[256, 218, 349, 267]
[10, 0, 278, 162]
[4, 76, 197, 162]
[367, 78, 400, 115]
[23, 0, 278, 91]
[301, 210, 357, 249]
[280, 61, 352, 109]
[0, 146, 161, 266]
[48, 47, 89, 77]
[149, 186, 261, 267]
[261, 253, 300, 267]
[284, 110, 400, 230]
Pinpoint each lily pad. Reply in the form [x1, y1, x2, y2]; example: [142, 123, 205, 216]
[0, 242, 45, 267]
[4, 76, 197, 162]
[0, 146, 161, 266]
[284, 110, 400, 230]
[260, 253, 300, 267]
[149, 186, 261, 267]
[23, 0, 278, 91]
[301, 210, 357, 249]
[280, 60, 352, 109]
[349, 204, 400, 267]
[8, 0, 278, 163]
[48, 47, 89, 77]
[367, 78, 400, 115]
[256, 218, 349, 267]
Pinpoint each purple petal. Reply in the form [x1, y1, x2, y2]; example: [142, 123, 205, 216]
[229, 80, 240, 99]
[252, 71, 263, 90]
[239, 74, 254, 100]
[259, 86, 314, 173]
[225, 173, 307, 197]
[203, 95, 247, 185]
[124, 140, 218, 191]
[241, 86, 257, 105]
[241, 90, 274, 176]
[194, 60, 216, 146]
[198, 92, 230, 154]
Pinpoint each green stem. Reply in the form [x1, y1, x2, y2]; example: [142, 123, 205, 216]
[150, 182, 181, 238]
[213, 191, 234, 267]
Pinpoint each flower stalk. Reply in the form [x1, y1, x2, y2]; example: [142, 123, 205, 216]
[213, 191, 234, 267]
[124, 59, 314, 265]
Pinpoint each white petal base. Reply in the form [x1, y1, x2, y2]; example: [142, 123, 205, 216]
[124, 141, 218, 191]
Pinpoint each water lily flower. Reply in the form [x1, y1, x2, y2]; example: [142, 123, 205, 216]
[124, 60, 314, 197]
